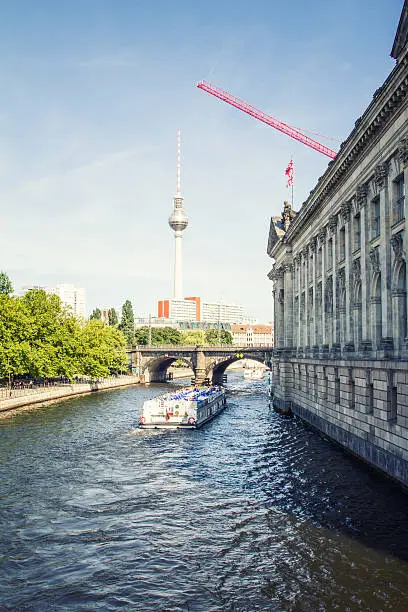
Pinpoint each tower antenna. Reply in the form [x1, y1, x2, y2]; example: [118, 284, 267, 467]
[177, 127, 181, 196]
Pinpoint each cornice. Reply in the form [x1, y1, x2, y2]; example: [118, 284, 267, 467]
[283, 51, 408, 244]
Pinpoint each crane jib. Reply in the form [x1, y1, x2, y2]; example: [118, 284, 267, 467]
[197, 81, 337, 160]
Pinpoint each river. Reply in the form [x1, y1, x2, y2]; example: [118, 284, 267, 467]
[1, 373, 408, 611]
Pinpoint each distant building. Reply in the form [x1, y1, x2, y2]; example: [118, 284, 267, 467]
[157, 296, 255, 325]
[231, 324, 273, 347]
[101, 309, 110, 324]
[19, 282, 85, 318]
[20, 284, 48, 294]
[201, 301, 256, 324]
[135, 316, 180, 329]
[51, 284, 86, 319]
[158, 298, 197, 321]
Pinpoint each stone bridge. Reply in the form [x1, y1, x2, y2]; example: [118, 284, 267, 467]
[127, 345, 273, 384]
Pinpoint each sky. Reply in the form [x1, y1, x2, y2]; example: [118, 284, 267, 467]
[0, 0, 404, 322]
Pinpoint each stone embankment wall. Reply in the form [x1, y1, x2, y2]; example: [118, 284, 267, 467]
[271, 358, 408, 487]
[0, 375, 139, 416]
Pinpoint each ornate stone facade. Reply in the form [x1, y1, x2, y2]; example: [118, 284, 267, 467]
[267, 3, 408, 487]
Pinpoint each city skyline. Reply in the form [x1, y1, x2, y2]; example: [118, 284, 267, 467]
[0, 0, 403, 321]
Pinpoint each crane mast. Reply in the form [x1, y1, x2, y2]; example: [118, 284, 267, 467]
[197, 80, 337, 159]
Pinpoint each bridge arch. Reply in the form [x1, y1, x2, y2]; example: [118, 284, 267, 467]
[141, 356, 195, 383]
[206, 355, 267, 385]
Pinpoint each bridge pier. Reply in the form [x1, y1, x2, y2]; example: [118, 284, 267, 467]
[194, 349, 207, 385]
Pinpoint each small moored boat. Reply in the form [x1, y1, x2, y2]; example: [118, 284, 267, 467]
[139, 385, 226, 429]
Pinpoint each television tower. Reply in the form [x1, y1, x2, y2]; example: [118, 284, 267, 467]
[168, 128, 188, 299]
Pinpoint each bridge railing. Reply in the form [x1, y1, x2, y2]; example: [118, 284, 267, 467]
[128, 344, 273, 351]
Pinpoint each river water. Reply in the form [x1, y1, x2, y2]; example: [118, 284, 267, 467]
[2, 373, 408, 611]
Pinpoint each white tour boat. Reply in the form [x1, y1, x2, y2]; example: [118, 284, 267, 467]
[139, 385, 227, 429]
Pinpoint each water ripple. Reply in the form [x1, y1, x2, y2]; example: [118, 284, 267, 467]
[1, 375, 408, 610]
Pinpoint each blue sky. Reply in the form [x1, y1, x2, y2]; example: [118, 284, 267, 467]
[0, 0, 403, 321]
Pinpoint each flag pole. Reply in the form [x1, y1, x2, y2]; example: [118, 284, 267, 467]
[291, 154, 294, 209]
[285, 157, 294, 207]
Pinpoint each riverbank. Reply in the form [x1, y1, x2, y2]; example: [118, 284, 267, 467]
[0, 375, 139, 418]
[0, 365, 242, 418]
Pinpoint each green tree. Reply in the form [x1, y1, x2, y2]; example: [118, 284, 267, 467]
[108, 308, 119, 326]
[0, 284, 128, 382]
[89, 308, 102, 320]
[134, 326, 148, 345]
[120, 300, 135, 345]
[0, 271, 13, 295]
[152, 326, 182, 345]
[0, 293, 31, 379]
[133, 326, 182, 346]
[180, 330, 205, 345]
[204, 329, 233, 345]
[79, 320, 128, 378]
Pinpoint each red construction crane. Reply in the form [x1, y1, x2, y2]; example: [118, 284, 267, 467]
[197, 80, 337, 160]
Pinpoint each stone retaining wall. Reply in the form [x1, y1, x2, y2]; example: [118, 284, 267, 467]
[0, 376, 139, 416]
[271, 357, 408, 487]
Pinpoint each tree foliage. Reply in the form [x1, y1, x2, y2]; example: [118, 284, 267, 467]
[132, 326, 232, 346]
[90, 308, 102, 320]
[120, 300, 135, 345]
[134, 326, 182, 346]
[204, 329, 233, 345]
[180, 330, 206, 345]
[0, 271, 13, 295]
[108, 308, 119, 327]
[0, 287, 127, 380]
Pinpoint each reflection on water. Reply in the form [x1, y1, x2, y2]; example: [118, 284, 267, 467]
[1, 374, 408, 611]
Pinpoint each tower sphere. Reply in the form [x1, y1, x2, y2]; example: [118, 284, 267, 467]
[169, 197, 188, 232]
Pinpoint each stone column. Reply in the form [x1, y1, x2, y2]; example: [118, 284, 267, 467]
[356, 184, 370, 350]
[338, 268, 346, 347]
[341, 201, 353, 350]
[293, 259, 298, 350]
[303, 246, 309, 350]
[310, 238, 317, 349]
[284, 263, 294, 349]
[329, 215, 340, 352]
[369, 247, 382, 349]
[375, 162, 393, 352]
[398, 138, 408, 353]
[275, 268, 285, 349]
[352, 258, 362, 350]
[296, 256, 301, 349]
[391, 233, 406, 353]
[319, 228, 327, 349]
[272, 287, 277, 348]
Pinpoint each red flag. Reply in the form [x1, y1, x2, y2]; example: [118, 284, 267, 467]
[285, 159, 294, 187]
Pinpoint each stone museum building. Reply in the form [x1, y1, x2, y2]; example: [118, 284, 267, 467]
[268, 1, 408, 486]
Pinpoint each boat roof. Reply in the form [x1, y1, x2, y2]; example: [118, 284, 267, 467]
[155, 386, 222, 402]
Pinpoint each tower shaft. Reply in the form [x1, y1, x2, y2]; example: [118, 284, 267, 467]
[173, 231, 183, 299]
[168, 128, 188, 300]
